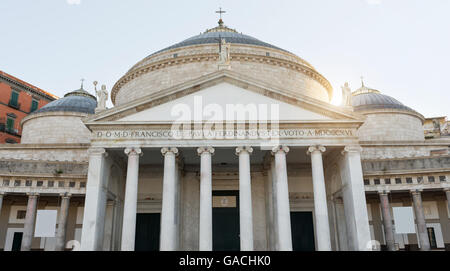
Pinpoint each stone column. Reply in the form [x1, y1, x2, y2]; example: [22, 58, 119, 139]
[445, 188, 450, 219]
[0, 192, 4, 216]
[81, 148, 109, 251]
[55, 193, 71, 251]
[307, 145, 331, 251]
[270, 159, 279, 250]
[271, 145, 293, 251]
[339, 145, 371, 251]
[160, 147, 179, 251]
[411, 189, 430, 251]
[21, 193, 39, 251]
[121, 147, 142, 251]
[236, 146, 254, 251]
[264, 162, 276, 250]
[197, 146, 214, 251]
[334, 197, 349, 251]
[378, 191, 396, 251]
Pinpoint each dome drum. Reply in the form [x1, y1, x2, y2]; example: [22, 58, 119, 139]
[20, 87, 97, 144]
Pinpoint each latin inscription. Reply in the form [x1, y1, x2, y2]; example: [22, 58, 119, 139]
[94, 128, 355, 140]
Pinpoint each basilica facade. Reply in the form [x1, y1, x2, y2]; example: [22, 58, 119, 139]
[0, 21, 449, 251]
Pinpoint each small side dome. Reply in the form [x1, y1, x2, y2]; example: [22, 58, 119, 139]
[21, 84, 96, 144]
[33, 87, 97, 115]
[351, 81, 425, 142]
[352, 84, 418, 114]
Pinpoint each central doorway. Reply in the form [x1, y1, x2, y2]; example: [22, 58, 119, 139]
[290, 211, 316, 251]
[213, 190, 240, 251]
[135, 213, 161, 251]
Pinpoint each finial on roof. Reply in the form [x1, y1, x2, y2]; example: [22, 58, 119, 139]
[361, 76, 365, 87]
[80, 78, 85, 89]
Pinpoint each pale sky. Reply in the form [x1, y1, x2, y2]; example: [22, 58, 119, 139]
[1, 0, 449, 117]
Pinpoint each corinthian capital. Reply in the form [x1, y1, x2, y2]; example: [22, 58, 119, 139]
[124, 147, 143, 156]
[235, 146, 253, 156]
[161, 147, 179, 156]
[307, 145, 326, 155]
[197, 146, 215, 156]
[271, 145, 289, 155]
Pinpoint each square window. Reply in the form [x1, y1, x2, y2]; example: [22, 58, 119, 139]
[364, 179, 370, 185]
[395, 178, 402, 184]
[69, 182, 76, 188]
[406, 178, 413, 184]
[25, 180, 32, 186]
[173, 53, 178, 58]
[16, 210, 26, 219]
[58, 181, 65, 188]
[48, 181, 54, 187]
[37, 181, 43, 187]
[16, 210, 26, 220]
[428, 176, 435, 183]
[374, 179, 380, 185]
[417, 176, 424, 183]
[3, 179, 10, 186]
[439, 176, 447, 182]
[80, 182, 86, 188]
[14, 180, 21, 186]
[384, 178, 391, 184]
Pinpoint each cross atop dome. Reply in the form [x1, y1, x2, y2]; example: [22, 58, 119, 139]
[216, 7, 226, 26]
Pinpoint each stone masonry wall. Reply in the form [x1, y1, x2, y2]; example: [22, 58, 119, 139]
[21, 114, 92, 144]
[357, 113, 425, 141]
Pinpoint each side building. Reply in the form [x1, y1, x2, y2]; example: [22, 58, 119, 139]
[0, 71, 58, 144]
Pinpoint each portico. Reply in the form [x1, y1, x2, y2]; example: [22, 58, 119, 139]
[80, 141, 371, 251]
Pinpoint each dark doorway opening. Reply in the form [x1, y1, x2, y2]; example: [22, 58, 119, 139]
[135, 213, 161, 251]
[213, 190, 240, 251]
[12, 232, 23, 251]
[290, 211, 316, 251]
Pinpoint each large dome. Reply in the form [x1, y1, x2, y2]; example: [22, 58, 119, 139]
[111, 22, 332, 105]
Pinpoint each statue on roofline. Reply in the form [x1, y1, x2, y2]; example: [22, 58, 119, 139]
[94, 81, 108, 112]
[341, 82, 352, 107]
[219, 38, 231, 64]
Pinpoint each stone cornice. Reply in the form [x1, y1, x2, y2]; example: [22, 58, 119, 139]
[21, 111, 90, 128]
[0, 173, 87, 179]
[0, 144, 90, 150]
[129, 43, 316, 77]
[360, 140, 450, 146]
[357, 108, 425, 123]
[361, 155, 450, 163]
[362, 168, 450, 176]
[111, 50, 332, 104]
[0, 72, 58, 101]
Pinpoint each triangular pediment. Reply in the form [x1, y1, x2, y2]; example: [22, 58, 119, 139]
[85, 70, 364, 125]
[119, 82, 332, 122]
